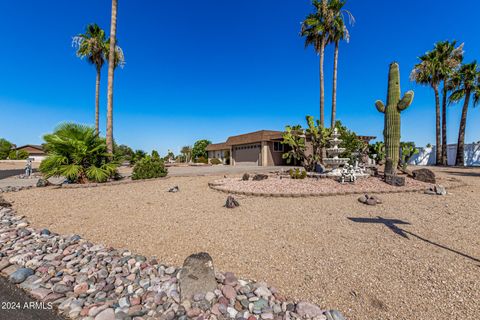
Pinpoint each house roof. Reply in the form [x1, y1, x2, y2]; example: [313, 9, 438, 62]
[205, 142, 229, 151]
[357, 135, 377, 143]
[225, 130, 283, 146]
[15, 144, 44, 152]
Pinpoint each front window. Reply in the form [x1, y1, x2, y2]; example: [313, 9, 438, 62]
[273, 141, 284, 152]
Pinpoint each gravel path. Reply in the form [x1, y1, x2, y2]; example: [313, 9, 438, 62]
[4, 167, 480, 320]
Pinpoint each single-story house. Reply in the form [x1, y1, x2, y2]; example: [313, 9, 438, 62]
[207, 130, 289, 166]
[207, 130, 376, 167]
[15, 145, 46, 161]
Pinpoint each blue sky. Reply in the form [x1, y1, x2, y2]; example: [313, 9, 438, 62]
[1, 0, 479, 155]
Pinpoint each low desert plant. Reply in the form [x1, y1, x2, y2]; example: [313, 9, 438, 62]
[196, 156, 208, 164]
[289, 168, 307, 179]
[132, 156, 168, 180]
[39, 123, 117, 183]
[210, 158, 222, 165]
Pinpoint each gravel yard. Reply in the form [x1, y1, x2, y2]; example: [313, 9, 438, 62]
[210, 174, 462, 196]
[4, 166, 480, 320]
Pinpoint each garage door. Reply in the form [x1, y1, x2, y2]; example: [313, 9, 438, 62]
[234, 144, 260, 166]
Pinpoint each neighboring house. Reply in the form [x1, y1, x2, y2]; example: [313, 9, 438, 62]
[207, 130, 289, 166]
[15, 145, 46, 161]
[206, 143, 230, 164]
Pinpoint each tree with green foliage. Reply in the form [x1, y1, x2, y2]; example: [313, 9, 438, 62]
[180, 146, 192, 163]
[282, 116, 328, 171]
[369, 141, 386, 163]
[411, 41, 463, 165]
[192, 139, 211, 162]
[435, 41, 464, 165]
[131, 149, 147, 164]
[327, 0, 354, 127]
[0, 138, 13, 160]
[151, 150, 160, 160]
[39, 123, 117, 183]
[448, 62, 480, 166]
[411, 49, 442, 165]
[301, 0, 330, 126]
[8, 150, 29, 160]
[113, 144, 134, 163]
[73, 24, 107, 134]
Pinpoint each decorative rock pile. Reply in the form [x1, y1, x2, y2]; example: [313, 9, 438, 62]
[0, 200, 346, 320]
[424, 184, 447, 196]
[357, 194, 382, 206]
[0, 185, 35, 193]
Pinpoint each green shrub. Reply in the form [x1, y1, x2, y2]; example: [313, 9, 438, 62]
[39, 123, 118, 183]
[132, 156, 168, 180]
[192, 139, 211, 160]
[196, 156, 208, 164]
[289, 168, 307, 179]
[0, 138, 13, 160]
[210, 158, 221, 165]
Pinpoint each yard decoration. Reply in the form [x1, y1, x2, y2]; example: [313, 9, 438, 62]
[375, 62, 414, 177]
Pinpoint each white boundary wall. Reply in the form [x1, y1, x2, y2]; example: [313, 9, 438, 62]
[409, 143, 480, 166]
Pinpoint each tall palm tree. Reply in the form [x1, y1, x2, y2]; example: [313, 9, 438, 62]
[106, 0, 118, 154]
[327, 0, 354, 128]
[434, 41, 463, 165]
[73, 24, 107, 134]
[448, 62, 480, 166]
[301, 0, 330, 126]
[411, 50, 442, 165]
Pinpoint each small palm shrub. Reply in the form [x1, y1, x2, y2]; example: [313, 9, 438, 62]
[39, 123, 118, 183]
[132, 156, 168, 180]
[289, 168, 307, 179]
[210, 158, 222, 165]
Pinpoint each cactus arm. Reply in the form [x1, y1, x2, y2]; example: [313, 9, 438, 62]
[375, 100, 385, 113]
[398, 90, 414, 111]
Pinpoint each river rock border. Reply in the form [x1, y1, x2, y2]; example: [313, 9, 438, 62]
[208, 178, 466, 198]
[0, 201, 344, 320]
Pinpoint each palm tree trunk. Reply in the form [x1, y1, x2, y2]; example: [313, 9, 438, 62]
[106, 0, 118, 154]
[433, 85, 441, 165]
[441, 82, 448, 165]
[455, 90, 470, 166]
[95, 67, 101, 135]
[331, 41, 339, 128]
[319, 37, 326, 127]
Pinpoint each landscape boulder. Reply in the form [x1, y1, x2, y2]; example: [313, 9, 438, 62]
[36, 179, 50, 187]
[384, 173, 405, 186]
[252, 174, 268, 181]
[179, 252, 217, 302]
[324, 310, 347, 320]
[242, 173, 250, 181]
[358, 194, 382, 206]
[168, 186, 179, 193]
[225, 196, 239, 208]
[412, 168, 436, 183]
[425, 184, 446, 196]
[0, 196, 11, 207]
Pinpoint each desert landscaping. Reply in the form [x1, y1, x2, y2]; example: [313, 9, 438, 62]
[2, 166, 479, 320]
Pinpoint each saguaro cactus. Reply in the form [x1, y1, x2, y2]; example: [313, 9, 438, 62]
[375, 62, 414, 176]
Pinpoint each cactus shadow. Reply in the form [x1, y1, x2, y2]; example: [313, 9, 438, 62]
[347, 216, 480, 264]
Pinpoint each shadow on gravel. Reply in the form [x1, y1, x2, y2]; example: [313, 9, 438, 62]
[444, 170, 480, 177]
[348, 216, 480, 264]
[0, 277, 65, 320]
